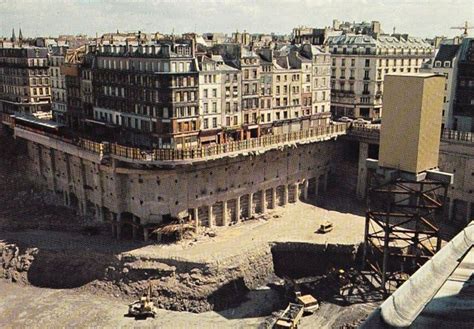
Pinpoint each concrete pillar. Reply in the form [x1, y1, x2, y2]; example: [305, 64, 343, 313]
[466, 202, 472, 225]
[261, 190, 267, 213]
[208, 205, 214, 228]
[283, 185, 289, 206]
[294, 183, 299, 202]
[271, 188, 277, 209]
[116, 213, 122, 240]
[116, 224, 122, 240]
[143, 228, 149, 242]
[49, 149, 57, 192]
[132, 225, 137, 240]
[356, 142, 369, 199]
[193, 208, 199, 232]
[248, 193, 254, 218]
[236, 196, 241, 223]
[323, 173, 328, 192]
[222, 201, 229, 226]
[111, 222, 117, 238]
[303, 180, 309, 200]
[63, 191, 69, 206]
[448, 199, 454, 222]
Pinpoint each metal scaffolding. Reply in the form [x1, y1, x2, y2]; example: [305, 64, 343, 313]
[362, 167, 450, 293]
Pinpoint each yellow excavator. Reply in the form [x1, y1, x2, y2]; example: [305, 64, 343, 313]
[127, 281, 158, 319]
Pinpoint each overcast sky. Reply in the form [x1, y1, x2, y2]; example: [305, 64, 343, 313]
[1, 0, 472, 39]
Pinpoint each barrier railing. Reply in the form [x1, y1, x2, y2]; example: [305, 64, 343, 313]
[14, 123, 347, 162]
[108, 123, 347, 161]
[441, 129, 473, 144]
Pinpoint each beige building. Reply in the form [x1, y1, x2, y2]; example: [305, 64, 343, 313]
[379, 73, 445, 174]
[328, 34, 433, 120]
[49, 46, 68, 123]
[198, 55, 222, 144]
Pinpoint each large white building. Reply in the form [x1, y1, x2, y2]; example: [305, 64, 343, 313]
[421, 44, 460, 129]
[328, 34, 434, 120]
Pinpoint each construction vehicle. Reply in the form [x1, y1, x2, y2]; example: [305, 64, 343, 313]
[274, 303, 304, 329]
[295, 291, 319, 314]
[127, 282, 157, 319]
[317, 221, 333, 234]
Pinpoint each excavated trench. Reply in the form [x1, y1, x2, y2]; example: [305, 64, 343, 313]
[0, 239, 361, 313]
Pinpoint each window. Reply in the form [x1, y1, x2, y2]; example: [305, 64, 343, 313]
[365, 59, 370, 67]
[212, 117, 217, 128]
[351, 58, 355, 67]
[203, 118, 208, 129]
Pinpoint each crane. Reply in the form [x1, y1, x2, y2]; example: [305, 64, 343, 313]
[450, 21, 473, 36]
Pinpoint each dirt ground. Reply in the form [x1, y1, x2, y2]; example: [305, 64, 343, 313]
[0, 281, 378, 328]
[0, 132, 378, 327]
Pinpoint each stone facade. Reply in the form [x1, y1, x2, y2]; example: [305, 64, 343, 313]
[22, 131, 338, 242]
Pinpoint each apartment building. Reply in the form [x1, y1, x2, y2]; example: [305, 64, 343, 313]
[452, 38, 474, 132]
[0, 47, 51, 118]
[422, 44, 460, 129]
[49, 46, 68, 123]
[240, 48, 261, 138]
[92, 41, 199, 148]
[299, 44, 331, 124]
[198, 55, 222, 144]
[328, 34, 433, 119]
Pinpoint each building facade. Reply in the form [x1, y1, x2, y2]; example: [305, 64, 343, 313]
[49, 46, 68, 123]
[0, 47, 51, 118]
[328, 34, 433, 119]
[92, 41, 199, 148]
[452, 38, 474, 132]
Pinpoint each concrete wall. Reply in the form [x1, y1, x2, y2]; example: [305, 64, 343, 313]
[24, 138, 339, 241]
[439, 141, 474, 226]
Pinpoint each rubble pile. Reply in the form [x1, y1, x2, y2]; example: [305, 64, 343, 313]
[0, 243, 38, 284]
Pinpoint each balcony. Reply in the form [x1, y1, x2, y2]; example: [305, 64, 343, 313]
[362, 91, 370, 95]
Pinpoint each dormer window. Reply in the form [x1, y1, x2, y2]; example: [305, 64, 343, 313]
[435, 61, 441, 68]
[444, 61, 450, 68]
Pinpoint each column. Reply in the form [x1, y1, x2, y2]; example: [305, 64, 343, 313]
[303, 180, 309, 200]
[132, 223, 138, 240]
[193, 208, 199, 232]
[356, 142, 369, 199]
[208, 205, 214, 228]
[143, 228, 149, 242]
[271, 188, 277, 209]
[323, 173, 328, 192]
[261, 190, 267, 213]
[222, 201, 229, 226]
[294, 183, 299, 202]
[448, 199, 454, 222]
[466, 202, 472, 225]
[111, 222, 117, 238]
[283, 185, 289, 205]
[116, 213, 122, 240]
[248, 193, 254, 218]
[63, 191, 69, 206]
[236, 196, 241, 223]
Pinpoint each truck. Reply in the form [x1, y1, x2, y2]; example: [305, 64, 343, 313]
[274, 303, 304, 329]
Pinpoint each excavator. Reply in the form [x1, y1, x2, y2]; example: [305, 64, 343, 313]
[127, 281, 158, 319]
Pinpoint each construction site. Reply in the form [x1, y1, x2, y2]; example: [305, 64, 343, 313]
[1, 73, 473, 328]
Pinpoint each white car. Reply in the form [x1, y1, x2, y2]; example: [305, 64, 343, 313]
[338, 116, 353, 123]
[354, 118, 370, 125]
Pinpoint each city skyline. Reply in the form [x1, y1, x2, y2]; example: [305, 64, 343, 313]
[1, 0, 472, 38]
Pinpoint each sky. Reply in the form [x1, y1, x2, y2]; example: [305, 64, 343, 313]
[0, 0, 473, 39]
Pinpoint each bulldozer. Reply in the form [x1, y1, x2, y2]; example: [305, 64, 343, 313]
[127, 281, 158, 319]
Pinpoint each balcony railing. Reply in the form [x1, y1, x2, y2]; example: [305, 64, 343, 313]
[441, 129, 473, 144]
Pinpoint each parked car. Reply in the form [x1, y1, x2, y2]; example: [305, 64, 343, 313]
[354, 118, 370, 125]
[338, 116, 353, 123]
